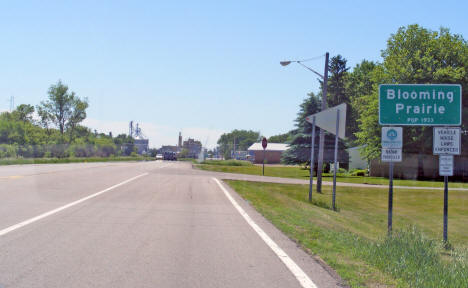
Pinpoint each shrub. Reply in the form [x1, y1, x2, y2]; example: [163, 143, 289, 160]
[350, 169, 367, 176]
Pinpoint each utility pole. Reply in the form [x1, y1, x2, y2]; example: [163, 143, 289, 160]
[9, 95, 15, 112]
[316, 52, 329, 193]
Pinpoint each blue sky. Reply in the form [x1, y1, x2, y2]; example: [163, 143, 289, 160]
[1, 0, 467, 148]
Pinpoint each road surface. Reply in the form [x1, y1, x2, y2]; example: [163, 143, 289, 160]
[0, 161, 343, 288]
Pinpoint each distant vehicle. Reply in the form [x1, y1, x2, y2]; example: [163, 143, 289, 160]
[155, 154, 163, 160]
[163, 152, 177, 161]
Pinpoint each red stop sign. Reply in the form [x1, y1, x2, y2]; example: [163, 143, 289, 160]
[262, 137, 267, 149]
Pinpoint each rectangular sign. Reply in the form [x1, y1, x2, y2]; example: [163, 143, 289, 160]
[439, 155, 454, 176]
[433, 127, 461, 155]
[379, 84, 461, 126]
[381, 127, 403, 148]
[381, 148, 402, 162]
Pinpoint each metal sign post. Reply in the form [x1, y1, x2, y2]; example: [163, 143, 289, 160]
[262, 137, 267, 176]
[309, 116, 316, 202]
[388, 162, 394, 234]
[306, 103, 347, 210]
[438, 154, 453, 243]
[379, 84, 463, 242]
[332, 109, 340, 211]
[381, 127, 403, 235]
[434, 126, 458, 244]
[443, 175, 448, 243]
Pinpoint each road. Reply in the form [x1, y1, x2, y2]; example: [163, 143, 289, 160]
[0, 161, 342, 288]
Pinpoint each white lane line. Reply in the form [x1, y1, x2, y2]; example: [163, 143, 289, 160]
[0, 173, 149, 237]
[213, 178, 318, 288]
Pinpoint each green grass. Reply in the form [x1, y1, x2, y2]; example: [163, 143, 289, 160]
[225, 180, 468, 287]
[0, 156, 155, 166]
[196, 164, 468, 188]
[201, 159, 253, 166]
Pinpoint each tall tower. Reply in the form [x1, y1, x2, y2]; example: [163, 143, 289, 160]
[178, 132, 182, 147]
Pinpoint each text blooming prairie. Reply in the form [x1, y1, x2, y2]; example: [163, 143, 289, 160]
[379, 84, 461, 125]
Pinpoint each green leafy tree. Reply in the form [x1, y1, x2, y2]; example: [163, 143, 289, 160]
[354, 25, 468, 177]
[268, 132, 291, 143]
[346, 60, 378, 144]
[281, 93, 321, 166]
[327, 55, 350, 107]
[67, 97, 89, 143]
[12, 104, 35, 122]
[38, 80, 88, 142]
[217, 130, 260, 159]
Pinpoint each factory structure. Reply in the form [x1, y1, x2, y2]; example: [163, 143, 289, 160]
[128, 121, 149, 155]
[159, 132, 202, 159]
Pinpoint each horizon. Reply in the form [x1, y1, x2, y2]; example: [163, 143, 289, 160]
[1, 0, 467, 149]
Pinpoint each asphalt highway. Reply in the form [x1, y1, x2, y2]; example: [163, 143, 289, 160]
[0, 161, 342, 288]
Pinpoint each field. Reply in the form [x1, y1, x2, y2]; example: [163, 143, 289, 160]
[196, 163, 468, 188]
[226, 180, 468, 287]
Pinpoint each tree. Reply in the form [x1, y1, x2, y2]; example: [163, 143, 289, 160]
[353, 25, 468, 176]
[38, 80, 88, 142]
[12, 104, 35, 122]
[268, 132, 291, 143]
[36, 105, 53, 136]
[346, 60, 378, 144]
[281, 93, 321, 166]
[327, 55, 350, 107]
[217, 130, 260, 159]
[67, 97, 89, 143]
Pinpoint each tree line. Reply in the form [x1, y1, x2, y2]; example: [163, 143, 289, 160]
[281, 25, 467, 167]
[1, 81, 137, 158]
[217, 25, 468, 174]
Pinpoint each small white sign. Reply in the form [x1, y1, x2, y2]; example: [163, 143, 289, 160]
[381, 148, 402, 162]
[382, 127, 403, 148]
[433, 127, 461, 155]
[439, 155, 454, 176]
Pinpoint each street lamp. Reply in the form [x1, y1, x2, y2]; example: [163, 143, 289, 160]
[280, 52, 329, 193]
[279, 60, 324, 79]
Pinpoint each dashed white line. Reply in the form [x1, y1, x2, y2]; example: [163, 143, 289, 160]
[213, 178, 319, 288]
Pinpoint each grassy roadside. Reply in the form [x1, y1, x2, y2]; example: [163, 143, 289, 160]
[196, 163, 468, 188]
[225, 180, 468, 287]
[0, 156, 155, 166]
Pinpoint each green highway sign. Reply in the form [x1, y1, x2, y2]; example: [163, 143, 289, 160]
[379, 84, 462, 126]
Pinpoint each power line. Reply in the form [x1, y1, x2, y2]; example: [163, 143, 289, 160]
[297, 54, 325, 62]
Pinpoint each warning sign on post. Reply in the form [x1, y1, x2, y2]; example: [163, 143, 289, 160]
[433, 127, 461, 155]
[381, 148, 402, 162]
[439, 155, 454, 176]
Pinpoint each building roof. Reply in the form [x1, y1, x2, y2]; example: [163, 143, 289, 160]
[247, 143, 289, 152]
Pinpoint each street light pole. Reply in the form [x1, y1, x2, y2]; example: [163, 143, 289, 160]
[280, 53, 329, 192]
[316, 52, 329, 193]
